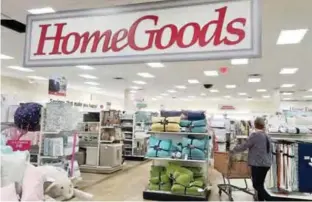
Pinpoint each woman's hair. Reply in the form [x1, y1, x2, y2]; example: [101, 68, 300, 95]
[254, 117, 265, 130]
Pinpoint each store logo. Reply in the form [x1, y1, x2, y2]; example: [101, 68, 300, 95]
[34, 6, 246, 56]
[304, 156, 312, 167]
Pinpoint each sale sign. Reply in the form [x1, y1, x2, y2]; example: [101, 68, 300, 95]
[7, 140, 31, 151]
[23, 0, 261, 67]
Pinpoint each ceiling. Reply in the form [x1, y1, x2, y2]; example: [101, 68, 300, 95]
[1, 0, 312, 102]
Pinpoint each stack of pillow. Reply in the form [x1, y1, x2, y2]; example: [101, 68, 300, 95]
[148, 163, 205, 196]
[151, 117, 181, 132]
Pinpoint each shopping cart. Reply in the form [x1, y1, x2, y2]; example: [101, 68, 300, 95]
[214, 152, 254, 201]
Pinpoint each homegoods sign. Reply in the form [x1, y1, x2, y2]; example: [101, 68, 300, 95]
[24, 0, 261, 67]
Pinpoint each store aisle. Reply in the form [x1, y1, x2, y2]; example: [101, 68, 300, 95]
[77, 162, 255, 201]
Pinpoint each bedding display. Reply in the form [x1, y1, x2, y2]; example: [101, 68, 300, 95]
[266, 140, 312, 200]
[147, 163, 205, 196]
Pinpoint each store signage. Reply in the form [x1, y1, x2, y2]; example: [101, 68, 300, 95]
[49, 99, 98, 108]
[219, 105, 236, 110]
[48, 76, 67, 96]
[23, 0, 261, 67]
[6, 140, 31, 151]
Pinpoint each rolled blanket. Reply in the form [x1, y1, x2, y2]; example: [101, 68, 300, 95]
[146, 136, 171, 157]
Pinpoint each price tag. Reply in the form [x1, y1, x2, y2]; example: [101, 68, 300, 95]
[6, 140, 31, 151]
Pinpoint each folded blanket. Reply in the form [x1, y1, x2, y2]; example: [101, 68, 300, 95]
[181, 137, 207, 160]
[191, 120, 207, 127]
[171, 180, 205, 196]
[165, 124, 180, 132]
[161, 110, 182, 117]
[152, 117, 165, 123]
[146, 136, 172, 157]
[180, 120, 192, 127]
[151, 123, 164, 132]
[148, 182, 171, 191]
[149, 166, 170, 184]
[190, 126, 207, 133]
[185, 167, 203, 177]
[186, 111, 206, 121]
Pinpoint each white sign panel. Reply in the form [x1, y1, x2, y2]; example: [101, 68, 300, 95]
[24, 0, 261, 67]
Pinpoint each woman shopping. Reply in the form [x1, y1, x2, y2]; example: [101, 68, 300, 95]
[230, 117, 272, 201]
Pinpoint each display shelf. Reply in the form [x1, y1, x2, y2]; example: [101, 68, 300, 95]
[146, 157, 207, 163]
[147, 131, 211, 136]
[79, 164, 122, 174]
[143, 188, 210, 201]
[265, 187, 312, 201]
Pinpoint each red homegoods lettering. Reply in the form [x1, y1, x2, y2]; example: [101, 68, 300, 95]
[34, 6, 246, 56]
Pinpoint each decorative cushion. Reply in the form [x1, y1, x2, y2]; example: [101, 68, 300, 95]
[14, 103, 42, 132]
[0, 183, 19, 201]
[21, 163, 45, 201]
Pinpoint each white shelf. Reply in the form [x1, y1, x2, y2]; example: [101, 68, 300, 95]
[148, 131, 211, 136]
[77, 131, 99, 134]
[123, 139, 133, 141]
[265, 187, 312, 200]
[146, 157, 207, 163]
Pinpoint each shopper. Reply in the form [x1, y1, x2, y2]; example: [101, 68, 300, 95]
[230, 117, 272, 201]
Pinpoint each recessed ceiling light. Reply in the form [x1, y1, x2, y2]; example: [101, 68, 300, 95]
[303, 95, 312, 98]
[283, 98, 292, 100]
[248, 77, 261, 83]
[277, 29, 308, 45]
[27, 75, 47, 80]
[281, 84, 295, 88]
[262, 95, 271, 98]
[282, 92, 293, 95]
[200, 93, 206, 96]
[279, 68, 298, 75]
[231, 58, 248, 65]
[188, 79, 199, 84]
[76, 65, 95, 70]
[175, 85, 186, 89]
[161, 93, 169, 96]
[137, 72, 155, 78]
[7, 66, 34, 72]
[79, 74, 97, 79]
[0, 54, 13, 60]
[238, 92, 247, 96]
[224, 95, 231, 98]
[28, 7, 55, 14]
[188, 96, 195, 99]
[146, 62, 164, 68]
[167, 90, 177, 93]
[130, 86, 140, 90]
[130, 90, 137, 93]
[210, 89, 219, 93]
[257, 89, 267, 92]
[84, 81, 100, 86]
[132, 80, 146, 85]
[204, 71, 219, 76]
[226, 85, 236, 89]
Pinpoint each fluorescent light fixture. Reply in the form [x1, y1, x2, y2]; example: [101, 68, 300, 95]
[79, 74, 97, 79]
[248, 77, 261, 83]
[167, 89, 177, 93]
[204, 70, 219, 76]
[132, 80, 146, 85]
[279, 68, 298, 75]
[161, 93, 169, 96]
[262, 95, 271, 98]
[76, 65, 95, 70]
[84, 81, 100, 86]
[27, 75, 47, 80]
[130, 90, 137, 93]
[0, 54, 13, 60]
[188, 79, 199, 84]
[226, 85, 236, 89]
[277, 29, 308, 45]
[28, 7, 55, 14]
[282, 92, 293, 95]
[146, 62, 164, 68]
[137, 72, 155, 78]
[246, 98, 253, 101]
[200, 93, 206, 96]
[308, 89, 312, 92]
[281, 84, 295, 88]
[7, 66, 34, 72]
[283, 98, 292, 100]
[303, 95, 312, 98]
[231, 58, 248, 65]
[257, 89, 267, 92]
[210, 89, 219, 93]
[238, 92, 247, 96]
[224, 95, 231, 98]
[130, 86, 140, 90]
[175, 85, 186, 89]
[188, 96, 195, 99]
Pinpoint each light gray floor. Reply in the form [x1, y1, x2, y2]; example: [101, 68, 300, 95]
[75, 161, 255, 201]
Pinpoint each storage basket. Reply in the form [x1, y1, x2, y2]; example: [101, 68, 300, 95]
[214, 152, 250, 178]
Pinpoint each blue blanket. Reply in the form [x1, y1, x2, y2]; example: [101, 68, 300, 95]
[146, 136, 172, 158]
[181, 137, 208, 160]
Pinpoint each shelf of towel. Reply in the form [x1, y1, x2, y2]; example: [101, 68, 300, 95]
[269, 133, 312, 142]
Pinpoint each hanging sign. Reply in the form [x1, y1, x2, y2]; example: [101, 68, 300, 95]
[48, 76, 67, 96]
[23, 0, 261, 67]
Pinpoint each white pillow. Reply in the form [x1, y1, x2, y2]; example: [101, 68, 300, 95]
[1, 151, 29, 187]
[0, 183, 19, 201]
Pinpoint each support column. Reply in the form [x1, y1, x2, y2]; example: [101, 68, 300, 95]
[124, 89, 135, 111]
[272, 89, 281, 112]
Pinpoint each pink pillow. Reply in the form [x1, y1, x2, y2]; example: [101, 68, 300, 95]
[0, 183, 19, 201]
[21, 164, 45, 201]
